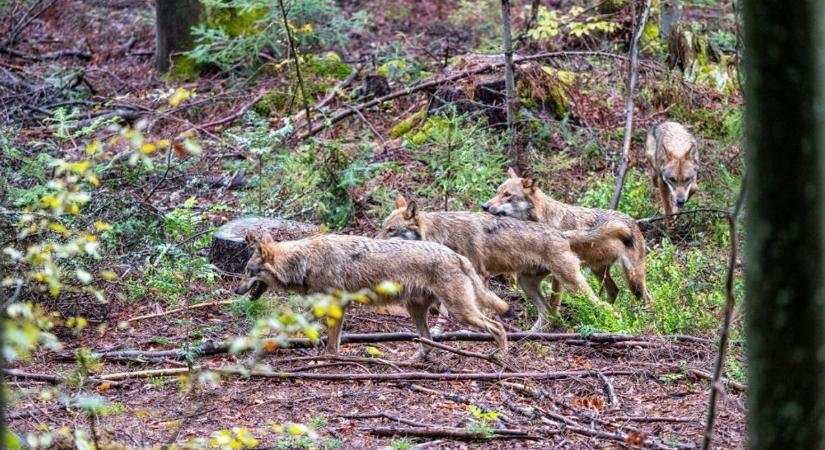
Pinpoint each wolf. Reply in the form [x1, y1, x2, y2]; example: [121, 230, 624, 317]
[482, 168, 651, 304]
[645, 121, 699, 215]
[381, 196, 632, 330]
[234, 232, 509, 356]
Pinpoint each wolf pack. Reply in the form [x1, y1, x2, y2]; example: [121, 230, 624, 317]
[235, 121, 699, 358]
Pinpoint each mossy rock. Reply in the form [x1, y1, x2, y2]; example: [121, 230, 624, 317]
[304, 52, 352, 80]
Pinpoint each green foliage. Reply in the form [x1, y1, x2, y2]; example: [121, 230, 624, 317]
[466, 405, 500, 437]
[390, 437, 414, 450]
[230, 296, 277, 321]
[187, 0, 367, 74]
[449, 0, 502, 52]
[242, 124, 386, 228]
[407, 113, 509, 211]
[579, 170, 658, 218]
[556, 239, 730, 335]
[528, 6, 621, 42]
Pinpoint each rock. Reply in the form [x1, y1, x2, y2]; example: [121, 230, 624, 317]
[208, 217, 320, 274]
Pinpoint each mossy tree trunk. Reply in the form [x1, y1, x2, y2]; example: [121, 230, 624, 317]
[744, 1, 825, 448]
[155, 0, 204, 73]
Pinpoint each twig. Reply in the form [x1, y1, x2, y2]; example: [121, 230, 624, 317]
[609, 0, 652, 210]
[5, 0, 56, 45]
[194, 91, 266, 130]
[701, 181, 746, 450]
[344, 412, 431, 428]
[99, 367, 189, 381]
[143, 146, 173, 201]
[414, 337, 503, 367]
[346, 105, 387, 146]
[125, 300, 235, 323]
[277, 0, 312, 134]
[292, 63, 361, 125]
[609, 416, 697, 423]
[632, 362, 747, 392]
[597, 371, 619, 408]
[3, 369, 63, 384]
[364, 425, 534, 440]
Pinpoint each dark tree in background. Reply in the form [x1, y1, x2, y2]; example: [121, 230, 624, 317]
[155, 0, 204, 72]
[744, 0, 825, 448]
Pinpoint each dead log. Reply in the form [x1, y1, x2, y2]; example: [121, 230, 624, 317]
[208, 216, 319, 274]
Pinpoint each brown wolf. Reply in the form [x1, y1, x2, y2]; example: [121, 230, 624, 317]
[381, 196, 631, 329]
[234, 232, 509, 356]
[645, 121, 699, 214]
[482, 168, 651, 304]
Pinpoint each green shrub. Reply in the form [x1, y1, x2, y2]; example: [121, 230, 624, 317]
[579, 170, 658, 218]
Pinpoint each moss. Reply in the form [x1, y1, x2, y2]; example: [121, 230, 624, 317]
[304, 53, 352, 80]
[167, 55, 200, 81]
[389, 108, 427, 138]
[540, 67, 576, 119]
[408, 116, 453, 145]
[377, 59, 414, 81]
[640, 21, 663, 55]
[598, 0, 629, 13]
[206, 6, 266, 37]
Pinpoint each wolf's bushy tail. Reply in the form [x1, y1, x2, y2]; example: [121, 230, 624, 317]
[564, 220, 634, 251]
[457, 256, 510, 316]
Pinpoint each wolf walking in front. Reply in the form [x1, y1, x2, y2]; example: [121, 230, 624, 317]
[645, 121, 699, 215]
[235, 232, 509, 356]
[483, 168, 651, 305]
[382, 196, 634, 330]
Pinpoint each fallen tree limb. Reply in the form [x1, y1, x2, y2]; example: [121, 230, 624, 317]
[195, 91, 267, 130]
[3, 369, 63, 384]
[297, 51, 661, 139]
[98, 366, 636, 382]
[414, 337, 503, 367]
[126, 300, 235, 323]
[69, 331, 710, 361]
[364, 425, 534, 440]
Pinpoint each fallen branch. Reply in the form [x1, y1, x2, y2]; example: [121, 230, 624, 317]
[99, 366, 635, 383]
[195, 91, 266, 130]
[292, 63, 361, 125]
[344, 412, 431, 428]
[608, 416, 697, 424]
[364, 425, 534, 440]
[597, 371, 619, 408]
[125, 300, 235, 323]
[297, 51, 658, 139]
[3, 369, 63, 384]
[72, 331, 710, 361]
[608, 0, 652, 210]
[632, 362, 746, 392]
[414, 337, 503, 367]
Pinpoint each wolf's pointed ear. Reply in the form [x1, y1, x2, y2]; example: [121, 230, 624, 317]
[522, 178, 540, 191]
[259, 233, 276, 259]
[395, 194, 407, 209]
[507, 167, 519, 179]
[245, 231, 259, 246]
[403, 200, 418, 220]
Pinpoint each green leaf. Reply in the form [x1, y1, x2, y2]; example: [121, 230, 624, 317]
[5, 429, 23, 450]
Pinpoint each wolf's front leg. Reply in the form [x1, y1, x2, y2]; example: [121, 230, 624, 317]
[325, 313, 345, 355]
[408, 301, 434, 360]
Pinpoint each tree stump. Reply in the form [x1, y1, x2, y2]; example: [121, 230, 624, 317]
[208, 217, 320, 274]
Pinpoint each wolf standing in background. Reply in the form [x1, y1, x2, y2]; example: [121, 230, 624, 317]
[235, 232, 509, 356]
[645, 121, 699, 215]
[382, 196, 632, 330]
[483, 168, 651, 304]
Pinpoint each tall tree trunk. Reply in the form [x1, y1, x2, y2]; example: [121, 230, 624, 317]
[500, 0, 519, 169]
[155, 0, 204, 73]
[744, 1, 825, 449]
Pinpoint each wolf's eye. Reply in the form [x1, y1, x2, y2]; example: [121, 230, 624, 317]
[668, 176, 678, 184]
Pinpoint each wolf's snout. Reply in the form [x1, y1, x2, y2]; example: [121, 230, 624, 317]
[675, 197, 686, 207]
[481, 202, 490, 212]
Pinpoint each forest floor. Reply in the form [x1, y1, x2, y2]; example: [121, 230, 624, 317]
[2, 0, 746, 448]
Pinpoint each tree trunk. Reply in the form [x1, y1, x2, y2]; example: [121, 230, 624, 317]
[744, 1, 825, 449]
[155, 0, 204, 73]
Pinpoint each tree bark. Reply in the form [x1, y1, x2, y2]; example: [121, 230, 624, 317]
[743, 1, 825, 449]
[155, 0, 204, 73]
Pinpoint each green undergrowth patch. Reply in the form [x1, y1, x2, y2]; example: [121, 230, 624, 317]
[552, 238, 738, 337]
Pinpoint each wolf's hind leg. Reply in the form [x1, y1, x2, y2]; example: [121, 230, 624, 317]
[517, 273, 553, 331]
[408, 301, 434, 359]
